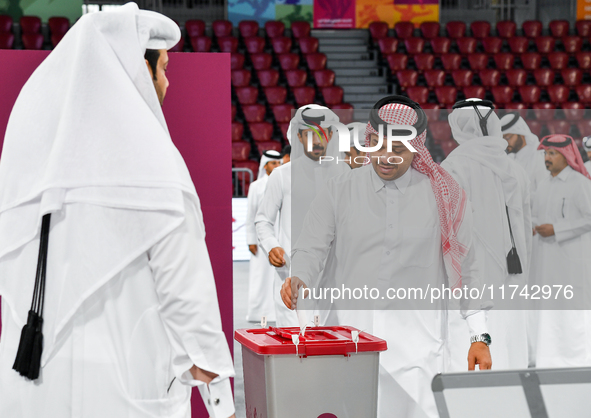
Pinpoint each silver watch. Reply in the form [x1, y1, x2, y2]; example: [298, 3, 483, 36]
[470, 333, 492, 346]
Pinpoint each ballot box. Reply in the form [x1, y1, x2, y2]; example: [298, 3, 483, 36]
[235, 326, 387, 418]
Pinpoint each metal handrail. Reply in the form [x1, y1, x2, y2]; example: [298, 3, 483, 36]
[232, 167, 254, 197]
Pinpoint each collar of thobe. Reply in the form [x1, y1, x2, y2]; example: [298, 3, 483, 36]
[554, 165, 573, 182]
[370, 164, 412, 194]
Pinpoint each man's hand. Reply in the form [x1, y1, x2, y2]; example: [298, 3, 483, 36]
[190, 365, 218, 384]
[468, 342, 492, 371]
[532, 227, 537, 236]
[268, 247, 285, 267]
[535, 224, 555, 237]
[280, 276, 308, 310]
[248, 244, 257, 255]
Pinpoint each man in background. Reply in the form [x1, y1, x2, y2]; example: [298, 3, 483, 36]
[281, 144, 291, 164]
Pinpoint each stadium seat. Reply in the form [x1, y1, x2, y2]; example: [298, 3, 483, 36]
[561, 36, 582, 54]
[291, 21, 311, 39]
[546, 120, 571, 135]
[446, 21, 466, 38]
[535, 36, 556, 54]
[293, 86, 317, 106]
[331, 103, 354, 123]
[562, 68, 583, 86]
[0, 33, 14, 49]
[232, 141, 250, 160]
[305, 53, 327, 70]
[548, 85, 570, 104]
[234, 160, 259, 186]
[424, 69, 445, 88]
[435, 86, 458, 106]
[278, 122, 290, 140]
[313, 69, 335, 87]
[256, 141, 283, 154]
[467, 53, 489, 70]
[265, 21, 285, 38]
[441, 53, 462, 71]
[463, 86, 486, 99]
[20, 15, 41, 33]
[395, 21, 415, 39]
[232, 122, 244, 141]
[257, 69, 280, 87]
[493, 53, 515, 70]
[245, 36, 265, 54]
[479, 69, 501, 87]
[506, 69, 527, 87]
[422, 104, 441, 121]
[218, 36, 238, 53]
[496, 21, 517, 39]
[533, 68, 555, 86]
[577, 119, 591, 136]
[440, 140, 458, 156]
[430, 37, 451, 54]
[249, 122, 274, 141]
[0, 14, 12, 33]
[278, 53, 300, 70]
[212, 20, 233, 38]
[191, 36, 212, 52]
[576, 20, 591, 37]
[563, 102, 585, 120]
[470, 21, 491, 39]
[231, 53, 244, 70]
[406, 86, 429, 104]
[519, 85, 542, 105]
[251, 53, 273, 70]
[395, 70, 419, 88]
[451, 69, 473, 87]
[508, 36, 529, 53]
[456, 37, 477, 55]
[369, 21, 389, 39]
[185, 19, 205, 38]
[491, 86, 514, 105]
[242, 104, 266, 123]
[231, 69, 252, 87]
[169, 36, 184, 52]
[504, 103, 527, 112]
[232, 104, 237, 121]
[429, 121, 453, 142]
[299, 37, 319, 54]
[236, 86, 259, 105]
[264, 86, 287, 104]
[272, 103, 295, 122]
[548, 52, 569, 70]
[48, 17, 69, 47]
[532, 103, 555, 120]
[387, 53, 409, 71]
[378, 38, 399, 55]
[271, 36, 292, 54]
[520, 52, 542, 70]
[482, 37, 503, 54]
[414, 53, 435, 71]
[285, 69, 307, 87]
[322, 86, 344, 105]
[576, 51, 591, 69]
[239, 21, 259, 38]
[420, 21, 440, 39]
[22, 33, 43, 49]
[549, 20, 570, 38]
[522, 20, 542, 38]
[404, 37, 425, 54]
[576, 84, 591, 104]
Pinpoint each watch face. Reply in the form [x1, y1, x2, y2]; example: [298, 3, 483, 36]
[483, 333, 491, 345]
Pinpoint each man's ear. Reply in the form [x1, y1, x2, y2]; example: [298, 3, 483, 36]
[145, 59, 154, 79]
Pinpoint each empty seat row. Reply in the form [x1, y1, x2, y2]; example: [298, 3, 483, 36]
[232, 69, 336, 88]
[235, 85, 345, 107]
[0, 15, 69, 49]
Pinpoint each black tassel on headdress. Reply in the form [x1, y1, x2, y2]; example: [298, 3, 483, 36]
[12, 214, 51, 380]
[505, 206, 522, 275]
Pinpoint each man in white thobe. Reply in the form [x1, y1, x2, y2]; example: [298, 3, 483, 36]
[0, 5, 234, 417]
[583, 136, 591, 173]
[442, 100, 531, 371]
[500, 112, 548, 193]
[245, 150, 282, 322]
[282, 98, 492, 418]
[344, 122, 368, 169]
[530, 134, 591, 368]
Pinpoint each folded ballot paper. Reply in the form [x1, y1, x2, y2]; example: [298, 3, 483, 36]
[276, 254, 312, 335]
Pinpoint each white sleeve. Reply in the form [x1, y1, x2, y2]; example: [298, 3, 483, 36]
[255, 169, 283, 253]
[148, 196, 235, 418]
[245, 181, 259, 245]
[554, 178, 591, 243]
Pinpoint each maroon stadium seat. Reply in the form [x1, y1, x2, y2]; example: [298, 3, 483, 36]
[440, 140, 458, 156]
[451, 69, 473, 87]
[562, 68, 583, 86]
[522, 20, 543, 39]
[299, 37, 319, 54]
[525, 120, 543, 136]
[272, 104, 295, 122]
[467, 53, 489, 70]
[191, 36, 212, 52]
[236, 86, 259, 105]
[20, 15, 41, 33]
[285, 69, 307, 87]
[331, 104, 354, 123]
[271, 36, 292, 54]
[463, 86, 486, 99]
[245, 36, 266, 54]
[446, 21, 466, 39]
[293, 86, 316, 106]
[278, 53, 300, 70]
[493, 53, 515, 70]
[479, 69, 501, 87]
[265, 21, 285, 38]
[533, 68, 554, 86]
[532, 103, 555, 120]
[369, 21, 389, 39]
[422, 104, 441, 122]
[256, 141, 282, 154]
[213, 20, 233, 38]
[563, 102, 585, 120]
[305, 53, 327, 70]
[231, 69, 252, 87]
[441, 53, 462, 71]
[264, 86, 287, 104]
[387, 53, 409, 71]
[313, 69, 335, 87]
[218, 36, 239, 53]
[185, 20, 205, 38]
[496, 21, 516, 39]
[535, 36, 556, 54]
[395, 21, 415, 39]
[548, 52, 569, 70]
[239, 21, 259, 38]
[470, 21, 491, 39]
[519, 85, 542, 105]
[0, 32, 14, 49]
[435, 86, 458, 106]
[378, 38, 399, 55]
[232, 104, 237, 121]
[395, 70, 419, 88]
[242, 104, 266, 123]
[257, 69, 280, 87]
[456, 37, 477, 55]
[251, 53, 272, 70]
[407, 86, 429, 104]
[414, 53, 435, 71]
[576, 51, 591, 69]
[576, 84, 591, 104]
[231, 52, 245, 70]
[521, 52, 542, 70]
[291, 21, 311, 39]
[576, 20, 591, 37]
[0, 14, 12, 33]
[577, 119, 591, 136]
[562, 36, 582, 54]
[48, 17, 69, 47]
[232, 141, 250, 160]
[504, 103, 527, 113]
[430, 37, 451, 54]
[549, 20, 570, 38]
[278, 123, 290, 140]
[429, 121, 453, 142]
[404, 37, 425, 54]
[546, 120, 571, 135]
[232, 122, 244, 141]
[169, 36, 184, 52]
[322, 86, 344, 105]
[420, 21, 440, 39]
[506, 69, 527, 87]
[547, 85, 570, 104]
[491, 86, 514, 106]
[22, 33, 43, 49]
[249, 122, 274, 141]
[482, 37, 503, 54]
[508, 37, 529, 54]
[424, 69, 445, 88]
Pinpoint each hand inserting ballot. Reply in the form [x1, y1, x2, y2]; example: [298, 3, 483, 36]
[280, 276, 309, 310]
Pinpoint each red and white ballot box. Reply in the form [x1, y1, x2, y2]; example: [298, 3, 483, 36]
[235, 326, 387, 418]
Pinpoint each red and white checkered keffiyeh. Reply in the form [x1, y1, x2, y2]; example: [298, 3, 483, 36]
[365, 102, 469, 289]
[537, 134, 591, 180]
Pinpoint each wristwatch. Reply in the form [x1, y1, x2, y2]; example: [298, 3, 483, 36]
[470, 333, 492, 346]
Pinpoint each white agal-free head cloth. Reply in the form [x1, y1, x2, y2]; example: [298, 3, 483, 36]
[0, 3, 194, 364]
[257, 150, 282, 179]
